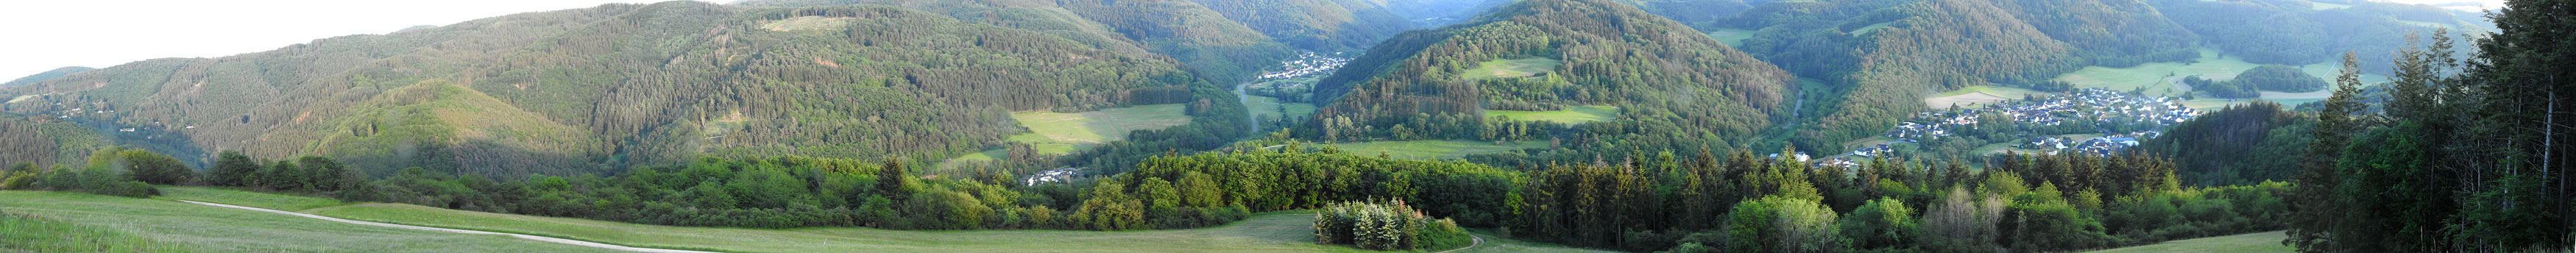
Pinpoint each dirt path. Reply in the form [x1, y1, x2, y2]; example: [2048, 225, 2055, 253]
[1434, 234, 1486, 253]
[177, 200, 715, 253]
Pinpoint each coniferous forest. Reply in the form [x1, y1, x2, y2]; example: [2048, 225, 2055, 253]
[0, 0, 2568, 252]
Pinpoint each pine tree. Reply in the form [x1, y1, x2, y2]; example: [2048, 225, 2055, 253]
[2286, 53, 2368, 252]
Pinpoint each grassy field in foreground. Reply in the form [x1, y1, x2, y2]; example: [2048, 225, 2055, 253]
[1487, 105, 1617, 124]
[1005, 104, 1190, 154]
[1463, 58, 1559, 80]
[0, 190, 621, 253]
[1329, 140, 1550, 160]
[1, 210, 194, 253]
[159, 186, 345, 211]
[2084, 230, 2292, 253]
[308, 203, 1377, 253]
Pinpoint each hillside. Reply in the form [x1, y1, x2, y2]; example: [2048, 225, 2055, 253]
[1303, 0, 1794, 155]
[0, 1, 1214, 177]
[1, 67, 93, 88]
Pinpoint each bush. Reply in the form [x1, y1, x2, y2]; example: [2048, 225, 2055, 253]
[1314, 199, 1468, 251]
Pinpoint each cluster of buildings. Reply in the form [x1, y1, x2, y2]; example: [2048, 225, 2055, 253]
[2016, 131, 2162, 156]
[1253, 51, 1349, 80]
[1022, 167, 1083, 186]
[1862, 88, 2209, 159]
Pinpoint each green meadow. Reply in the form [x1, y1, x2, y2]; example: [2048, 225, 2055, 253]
[0, 190, 622, 253]
[1328, 140, 1550, 160]
[1005, 104, 1192, 155]
[1487, 105, 1618, 124]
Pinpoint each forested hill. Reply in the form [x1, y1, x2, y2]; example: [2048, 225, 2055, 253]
[0, 1, 1217, 178]
[1, 67, 94, 88]
[1303, 0, 1794, 152]
[1713, 0, 2475, 152]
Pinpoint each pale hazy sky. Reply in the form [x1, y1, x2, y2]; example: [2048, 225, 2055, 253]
[0, 0, 702, 81]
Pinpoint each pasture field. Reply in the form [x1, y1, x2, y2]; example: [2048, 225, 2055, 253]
[1487, 105, 1617, 124]
[1850, 21, 1897, 36]
[1708, 29, 1758, 46]
[1005, 104, 1190, 154]
[309, 203, 1380, 253]
[160, 186, 345, 211]
[1462, 58, 1560, 80]
[2054, 47, 2388, 99]
[1923, 85, 2039, 110]
[2052, 48, 2259, 96]
[1329, 140, 1550, 160]
[1, 210, 193, 253]
[1455, 230, 1616, 253]
[1249, 96, 1318, 123]
[0, 190, 622, 253]
[2083, 231, 2293, 253]
[931, 148, 1010, 174]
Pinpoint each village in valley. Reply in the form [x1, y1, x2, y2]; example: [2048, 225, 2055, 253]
[1823, 88, 2205, 168]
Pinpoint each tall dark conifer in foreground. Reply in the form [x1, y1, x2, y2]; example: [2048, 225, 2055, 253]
[2286, 53, 2367, 252]
[2455, 0, 2574, 248]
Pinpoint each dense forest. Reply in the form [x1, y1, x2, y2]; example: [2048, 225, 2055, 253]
[1, 0, 2569, 252]
[0, 1, 1277, 179]
[1301, 0, 1796, 166]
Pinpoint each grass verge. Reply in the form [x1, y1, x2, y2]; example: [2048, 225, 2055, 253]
[0, 190, 621, 252]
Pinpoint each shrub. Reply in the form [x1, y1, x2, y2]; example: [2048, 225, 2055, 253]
[1314, 199, 1469, 251]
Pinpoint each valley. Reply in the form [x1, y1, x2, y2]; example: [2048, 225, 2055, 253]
[1, 0, 2568, 252]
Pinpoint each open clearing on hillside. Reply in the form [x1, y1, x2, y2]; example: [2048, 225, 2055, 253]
[2054, 47, 2388, 99]
[1463, 58, 1559, 80]
[2083, 231, 2292, 253]
[0, 190, 623, 253]
[1708, 29, 1757, 47]
[1924, 85, 2037, 110]
[1487, 105, 1617, 124]
[762, 16, 857, 32]
[1851, 21, 1897, 36]
[1330, 140, 1549, 160]
[1005, 104, 1189, 154]
[2310, 1, 2352, 10]
[6, 94, 36, 104]
[2053, 48, 2257, 96]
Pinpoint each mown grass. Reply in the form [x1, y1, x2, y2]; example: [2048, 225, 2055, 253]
[1, 210, 193, 253]
[1708, 29, 1758, 47]
[0, 190, 621, 252]
[1328, 140, 1550, 160]
[1850, 21, 1896, 36]
[1456, 230, 1616, 253]
[308, 203, 1379, 253]
[1462, 58, 1559, 80]
[1005, 104, 1191, 154]
[158, 186, 345, 211]
[2083, 230, 2292, 253]
[2055, 47, 2388, 99]
[1487, 105, 1618, 124]
[2052, 48, 2259, 96]
[1248, 96, 1317, 123]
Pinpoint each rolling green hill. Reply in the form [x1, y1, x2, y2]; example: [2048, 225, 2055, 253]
[0, 2, 1221, 177]
[0, 67, 93, 88]
[1303, 0, 1794, 156]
